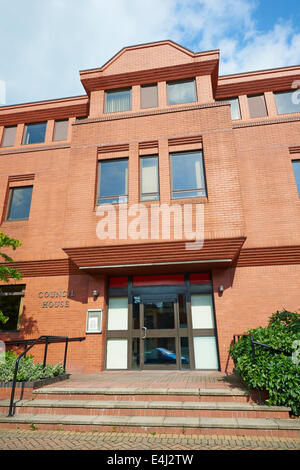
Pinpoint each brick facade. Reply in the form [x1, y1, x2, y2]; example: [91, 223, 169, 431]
[0, 40, 299, 373]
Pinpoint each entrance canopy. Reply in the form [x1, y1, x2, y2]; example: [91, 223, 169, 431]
[63, 237, 245, 276]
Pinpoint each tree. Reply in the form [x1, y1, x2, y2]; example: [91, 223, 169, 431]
[0, 232, 22, 325]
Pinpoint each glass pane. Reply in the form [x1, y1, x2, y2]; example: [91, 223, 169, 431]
[180, 337, 190, 369]
[7, 186, 33, 221]
[171, 151, 205, 193]
[191, 294, 215, 329]
[248, 94, 267, 118]
[144, 300, 175, 329]
[132, 298, 140, 329]
[107, 297, 128, 330]
[141, 156, 159, 196]
[98, 159, 128, 202]
[141, 84, 158, 109]
[105, 88, 131, 113]
[167, 79, 196, 105]
[274, 90, 300, 115]
[193, 336, 219, 369]
[178, 294, 187, 328]
[0, 286, 24, 331]
[23, 122, 47, 144]
[1, 126, 17, 147]
[228, 98, 241, 120]
[132, 338, 140, 369]
[86, 310, 102, 333]
[144, 337, 176, 365]
[106, 339, 128, 369]
[292, 161, 300, 196]
[53, 120, 68, 141]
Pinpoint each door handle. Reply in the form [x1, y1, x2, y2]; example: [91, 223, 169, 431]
[141, 327, 147, 339]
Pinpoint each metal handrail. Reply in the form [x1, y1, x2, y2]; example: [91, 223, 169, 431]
[5, 335, 85, 417]
[233, 333, 290, 404]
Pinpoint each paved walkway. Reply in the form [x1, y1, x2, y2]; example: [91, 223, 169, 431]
[43, 371, 245, 390]
[0, 429, 299, 450]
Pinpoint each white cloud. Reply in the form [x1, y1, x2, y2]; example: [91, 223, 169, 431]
[0, 0, 300, 104]
[219, 23, 300, 74]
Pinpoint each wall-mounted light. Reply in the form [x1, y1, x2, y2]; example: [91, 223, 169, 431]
[92, 290, 99, 299]
[218, 285, 224, 294]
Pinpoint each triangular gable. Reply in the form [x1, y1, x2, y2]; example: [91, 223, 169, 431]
[100, 40, 196, 75]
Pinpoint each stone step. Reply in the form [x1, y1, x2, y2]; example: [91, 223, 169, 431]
[0, 412, 299, 438]
[0, 399, 290, 419]
[33, 386, 252, 402]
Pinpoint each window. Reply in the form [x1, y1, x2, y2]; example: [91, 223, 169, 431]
[53, 119, 68, 141]
[140, 155, 159, 201]
[274, 90, 300, 115]
[0, 285, 25, 331]
[141, 84, 158, 109]
[248, 94, 268, 118]
[292, 160, 300, 196]
[23, 122, 47, 144]
[104, 88, 131, 113]
[217, 97, 241, 120]
[170, 151, 206, 199]
[6, 186, 33, 221]
[97, 159, 128, 204]
[1, 126, 17, 147]
[167, 79, 197, 105]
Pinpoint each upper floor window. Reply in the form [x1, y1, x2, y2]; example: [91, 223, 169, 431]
[141, 84, 158, 109]
[274, 90, 300, 115]
[248, 94, 268, 118]
[170, 150, 206, 199]
[225, 97, 241, 120]
[1, 126, 17, 147]
[53, 119, 69, 141]
[23, 122, 47, 145]
[97, 158, 128, 204]
[104, 88, 131, 113]
[140, 155, 159, 201]
[6, 185, 33, 221]
[167, 79, 197, 105]
[292, 160, 300, 196]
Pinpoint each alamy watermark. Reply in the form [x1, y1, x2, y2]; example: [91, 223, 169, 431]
[0, 80, 6, 105]
[292, 340, 300, 366]
[0, 341, 5, 364]
[292, 80, 300, 106]
[96, 202, 204, 250]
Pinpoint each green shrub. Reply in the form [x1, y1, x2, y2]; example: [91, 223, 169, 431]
[229, 310, 300, 416]
[0, 351, 64, 383]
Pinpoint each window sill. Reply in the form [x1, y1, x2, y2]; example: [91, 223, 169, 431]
[104, 109, 132, 115]
[171, 196, 208, 204]
[0, 142, 70, 155]
[0, 329, 20, 334]
[168, 99, 197, 107]
[2, 218, 29, 223]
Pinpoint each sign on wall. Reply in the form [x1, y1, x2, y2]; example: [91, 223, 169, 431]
[38, 290, 75, 308]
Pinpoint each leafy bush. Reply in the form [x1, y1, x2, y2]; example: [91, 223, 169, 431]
[229, 310, 300, 416]
[0, 351, 64, 383]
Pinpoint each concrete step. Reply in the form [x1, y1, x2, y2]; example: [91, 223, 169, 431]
[0, 399, 291, 419]
[0, 412, 299, 438]
[32, 386, 252, 402]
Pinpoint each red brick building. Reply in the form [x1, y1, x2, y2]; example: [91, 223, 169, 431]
[0, 40, 299, 373]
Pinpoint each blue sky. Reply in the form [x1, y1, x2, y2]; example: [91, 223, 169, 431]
[1, 0, 300, 106]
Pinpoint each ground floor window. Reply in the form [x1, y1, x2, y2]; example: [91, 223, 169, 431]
[105, 274, 219, 371]
[0, 285, 25, 331]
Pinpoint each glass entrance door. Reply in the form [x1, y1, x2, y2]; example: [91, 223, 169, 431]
[131, 294, 191, 370]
